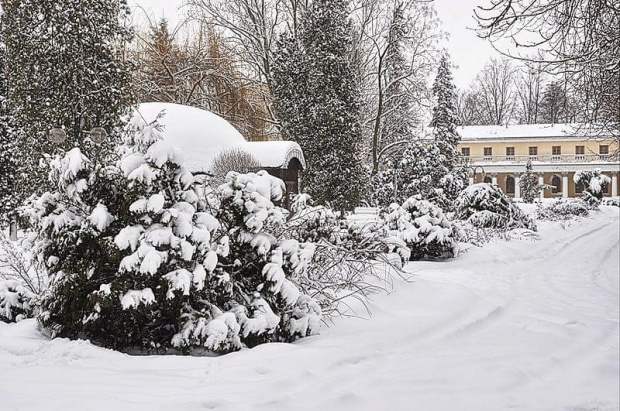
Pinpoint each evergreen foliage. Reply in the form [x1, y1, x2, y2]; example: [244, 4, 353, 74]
[574, 169, 611, 206]
[519, 159, 540, 203]
[430, 55, 461, 166]
[1, 0, 135, 197]
[455, 183, 536, 231]
[383, 195, 458, 261]
[0, 44, 17, 226]
[272, 0, 365, 211]
[22, 116, 320, 352]
[370, 140, 464, 208]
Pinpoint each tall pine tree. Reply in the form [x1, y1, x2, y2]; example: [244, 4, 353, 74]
[272, 0, 365, 211]
[430, 54, 460, 167]
[0, 43, 17, 226]
[1, 0, 135, 197]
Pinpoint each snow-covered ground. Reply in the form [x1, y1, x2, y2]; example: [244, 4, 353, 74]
[1, 208, 618, 411]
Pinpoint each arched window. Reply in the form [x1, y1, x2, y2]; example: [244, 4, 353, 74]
[484, 175, 492, 184]
[505, 175, 515, 194]
[551, 175, 562, 194]
[575, 180, 584, 194]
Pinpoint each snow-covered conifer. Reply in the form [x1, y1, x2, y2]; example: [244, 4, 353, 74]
[574, 169, 611, 206]
[1, 0, 134, 196]
[272, 0, 366, 211]
[383, 196, 458, 261]
[0, 44, 17, 226]
[519, 159, 540, 203]
[431, 55, 460, 167]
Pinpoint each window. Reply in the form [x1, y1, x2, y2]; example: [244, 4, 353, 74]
[600, 145, 609, 156]
[551, 175, 562, 194]
[506, 147, 515, 159]
[461, 147, 470, 157]
[575, 180, 584, 194]
[552, 146, 561, 155]
[529, 146, 538, 156]
[506, 175, 515, 194]
[483, 175, 492, 184]
[483, 147, 492, 157]
[575, 145, 585, 161]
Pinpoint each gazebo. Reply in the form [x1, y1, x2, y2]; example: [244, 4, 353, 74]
[135, 103, 305, 202]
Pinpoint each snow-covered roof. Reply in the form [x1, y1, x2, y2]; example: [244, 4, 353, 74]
[134, 103, 305, 173]
[457, 124, 592, 141]
[238, 141, 306, 169]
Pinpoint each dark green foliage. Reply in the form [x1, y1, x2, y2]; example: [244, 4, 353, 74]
[0, 45, 17, 226]
[272, 0, 366, 211]
[519, 159, 540, 203]
[1, 0, 135, 197]
[431, 55, 460, 167]
[455, 183, 536, 231]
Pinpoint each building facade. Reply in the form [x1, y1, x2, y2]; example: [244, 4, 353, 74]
[457, 124, 619, 198]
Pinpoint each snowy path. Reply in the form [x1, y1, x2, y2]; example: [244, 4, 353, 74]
[1, 208, 618, 411]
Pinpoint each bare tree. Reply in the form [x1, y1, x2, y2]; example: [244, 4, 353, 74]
[470, 57, 516, 125]
[131, 17, 272, 140]
[187, 0, 295, 132]
[355, 0, 443, 172]
[475, 0, 619, 139]
[211, 148, 261, 186]
[514, 62, 544, 124]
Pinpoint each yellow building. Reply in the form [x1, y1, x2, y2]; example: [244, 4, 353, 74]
[457, 124, 620, 198]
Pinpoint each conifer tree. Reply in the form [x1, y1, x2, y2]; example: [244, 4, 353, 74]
[1, 0, 135, 197]
[430, 54, 460, 167]
[519, 159, 540, 203]
[0, 44, 17, 227]
[272, 0, 365, 211]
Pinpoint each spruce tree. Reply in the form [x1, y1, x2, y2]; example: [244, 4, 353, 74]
[519, 159, 540, 203]
[1, 0, 135, 197]
[0, 44, 17, 227]
[430, 54, 460, 167]
[272, 0, 365, 211]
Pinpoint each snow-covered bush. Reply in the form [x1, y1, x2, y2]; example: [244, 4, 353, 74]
[574, 169, 611, 205]
[0, 279, 36, 322]
[455, 183, 536, 231]
[23, 115, 320, 353]
[601, 197, 620, 207]
[283, 194, 408, 318]
[536, 199, 590, 221]
[383, 196, 458, 261]
[369, 141, 465, 209]
[0, 229, 46, 322]
[213, 171, 321, 345]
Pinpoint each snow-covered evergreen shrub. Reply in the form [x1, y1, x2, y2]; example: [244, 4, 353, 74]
[536, 199, 590, 221]
[519, 159, 540, 203]
[24, 116, 320, 353]
[601, 197, 620, 207]
[574, 169, 611, 206]
[370, 141, 464, 209]
[0, 279, 36, 322]
[213, 171, 321, 345]
[383, 195, 458, 261]
[455, 183, 536, 231]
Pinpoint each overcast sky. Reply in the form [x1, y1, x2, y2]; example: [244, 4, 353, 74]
[131, 0, 497, 89]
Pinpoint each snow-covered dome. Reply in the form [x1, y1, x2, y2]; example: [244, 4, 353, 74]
[134, 102, 305, 173]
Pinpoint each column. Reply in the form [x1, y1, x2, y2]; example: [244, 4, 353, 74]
[562, 172, 569, 199]
[514, 173, 521, 199]
[613, 171, 618, 197]
[538, 174, 545, 200]
[468, 176, 474, 186]
[491, 173, 498, 186]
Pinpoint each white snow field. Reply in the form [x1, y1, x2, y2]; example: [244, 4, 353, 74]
[1, 208, 618, 411]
